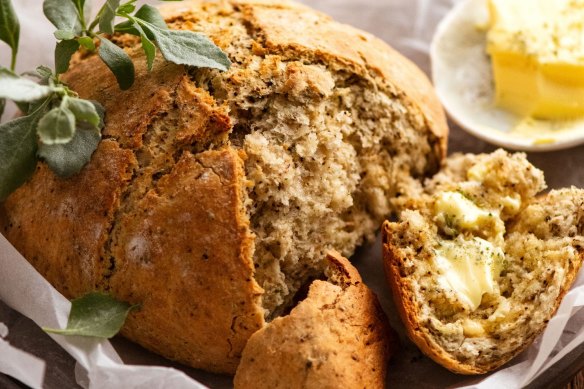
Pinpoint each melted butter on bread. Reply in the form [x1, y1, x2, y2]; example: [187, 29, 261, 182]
[435, 237, 503, 311]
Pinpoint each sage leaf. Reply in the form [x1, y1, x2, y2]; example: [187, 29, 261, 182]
[55, 39, 80, 75]
[134, 5, 167, 31]
[141, 32, 156, 71]
[114, 20, 139, 36]
[117, 2, 135, 14]
[0, 71, 53, 102]
[0, 0, 20, 69]
[65, 97, 100, 127]
[140, 22, 230, 71]
[36, 65, 54, 80]
[43, 293, 138, 338]
[72, 0, 86, 15]
[115, 5, 167, 39]
[98, 37, 135, 90]
[37, 106, 76, 145]
[54, 29, 75, 40]
[43, 0, 82, 35]
[0, 103, 47, 201]
[77, 36, 95, 51]
[133, 23, 155, 71]
[38, 124, 100, 177]
[99, 0, 120, 35]
[92, 100, 105, 128]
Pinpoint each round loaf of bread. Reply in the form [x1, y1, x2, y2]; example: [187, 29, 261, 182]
[1, 0, 447, 373]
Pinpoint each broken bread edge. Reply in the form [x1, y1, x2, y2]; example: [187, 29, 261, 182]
[382, 187, 584, 375]
[383, 221, 485, 374]
[234, 250, 396, 388]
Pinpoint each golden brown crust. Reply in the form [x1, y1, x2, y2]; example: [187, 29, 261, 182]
[1, 140, 137, 298]
[234, 251, 394, 388]
[323, 249, 363, 286]
[63, 53, 186, 149]
[110, 148, 264, 373]
[5, 49, 263, 374]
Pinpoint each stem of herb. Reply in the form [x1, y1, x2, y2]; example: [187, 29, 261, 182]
[10, 50, 16, 71]
[78, 5, 87, 32]
[87, 2, 109, 35]
[87, 18, 100, 34]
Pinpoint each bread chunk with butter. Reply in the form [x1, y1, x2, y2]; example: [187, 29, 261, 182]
[383, 149, 584, 374]
[0, 0, 446, 374]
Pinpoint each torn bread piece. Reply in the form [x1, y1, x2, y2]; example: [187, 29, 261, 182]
[234, 251, 395, 388]
[383, 149, 584, 374]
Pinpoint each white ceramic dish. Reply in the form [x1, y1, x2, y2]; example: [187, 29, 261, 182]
[430, 0, 584, 152]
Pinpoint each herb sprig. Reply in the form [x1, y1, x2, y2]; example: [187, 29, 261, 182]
[43, 292, 139, 338]
[0, 0, 231, 201]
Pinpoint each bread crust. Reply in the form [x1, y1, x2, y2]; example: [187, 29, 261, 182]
[234, 251, 395, 388]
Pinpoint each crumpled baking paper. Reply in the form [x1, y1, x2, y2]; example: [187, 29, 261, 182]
[1, 0, 584, 388]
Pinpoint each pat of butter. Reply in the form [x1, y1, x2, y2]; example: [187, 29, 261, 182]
[434, 192, 503, 239]
[435, 237, 504, 311]
[487, 0, 584, 119]
[463, 319, 485, 338]
[500, 194, 521, 215]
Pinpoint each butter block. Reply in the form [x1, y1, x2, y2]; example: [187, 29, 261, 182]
[487, 0, 584, 119]
[435, 237, 504, 311]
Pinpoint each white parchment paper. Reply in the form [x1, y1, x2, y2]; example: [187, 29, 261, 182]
[1, 0, 584, 388]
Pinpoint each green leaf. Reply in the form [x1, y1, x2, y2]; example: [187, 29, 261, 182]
[72, 0, 85, 14]
[140, 32, 156, 71]
[117, 2, 135, 14]
[0, 100, 48, 201]
[140, 22, 231, 71]
[43, 293, 138, 338]
[38, 100, 103, 177]
[65, 97, 100, 127]
[37, 106, 76, 145]
[134, 5, 167, 31]
[54, 29, 76, 40]
[36, 65, 54, 80]
[0, 0, 20, 70]
[37, 124, 101, 177]
[115, 4, 167, 39]
[0, 70, 54, 102]
[77, 36, 95, 51]
[43, 0, 82, 35]
[133, 22, 155, 71]
[99, 0, 120, 35]
[55, 39, 80, 75]
[98, 37, 135, 90]
[91, 100, 105, 128]
[114, 19, 139, 36]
